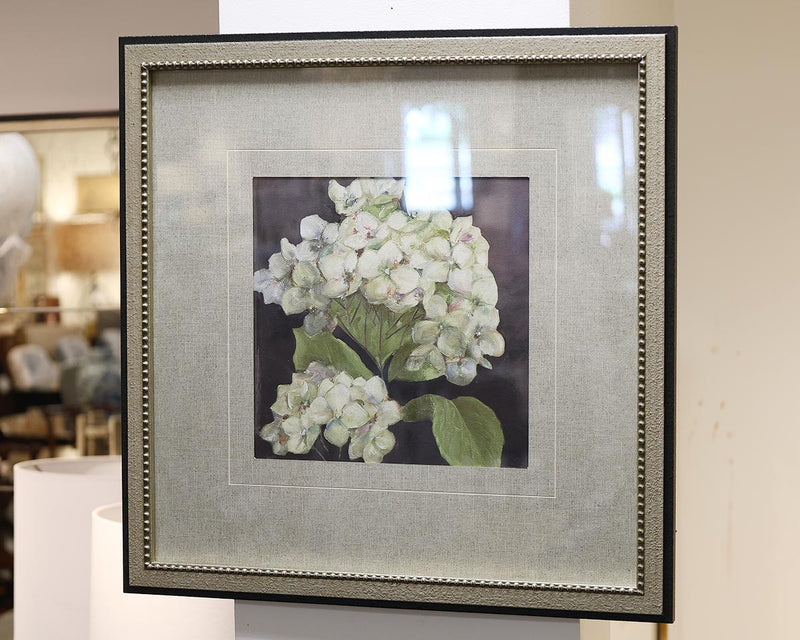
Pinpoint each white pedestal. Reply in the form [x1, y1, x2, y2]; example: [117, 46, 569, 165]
[222, 1, 578, 638]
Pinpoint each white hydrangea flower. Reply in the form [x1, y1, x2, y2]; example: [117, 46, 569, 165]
[318, 248, 361, 298]
[466, 305, 505, 362]
[262, 366, 333, 455]
[255, 179, 506, 384]
[328, 179, 366, 216]
[254, 267, 285, 306]
[337, 211, 390, 250]
[357, 240, 420, 305]
[261, 362, 401, 462]
[449, 216, 490, 267]
[297, 214, 339, 261]
[328, 178, 405, 218]
[360, 178, 405, 203]
[447, 264, 499, 308]
[349, 424, 397, 463]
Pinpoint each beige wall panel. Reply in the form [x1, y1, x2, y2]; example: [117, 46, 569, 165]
[0, 0, 218, 117]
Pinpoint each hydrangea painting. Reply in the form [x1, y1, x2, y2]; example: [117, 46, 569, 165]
[253, 177, 529, 467]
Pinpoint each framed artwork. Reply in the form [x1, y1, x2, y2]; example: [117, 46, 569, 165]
[122, 27, 676, 621]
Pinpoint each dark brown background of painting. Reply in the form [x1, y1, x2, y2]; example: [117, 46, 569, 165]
[254, 177, 529, 467]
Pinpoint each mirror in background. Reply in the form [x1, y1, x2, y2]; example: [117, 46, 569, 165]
[0, 116, 121, 485]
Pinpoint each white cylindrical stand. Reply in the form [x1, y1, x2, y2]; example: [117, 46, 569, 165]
[14, 456, 122, 640]
[89, 503, 234, 640]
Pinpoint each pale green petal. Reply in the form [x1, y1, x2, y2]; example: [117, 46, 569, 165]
[378, 400, 402, 425]
[445, 358, 478, 385]
[437, 327, 467, 357]
[282, 415, 304, 436]
[405, 345, 429, 370]
[472, 277, 499, 306]
[363, 430, 396, 462]
[342, 249, 358, 271]
[271, 440, 289, 455]
[280, 238, 297, 261]
[328, 179, 347, 202]
[386, 211, 409, 230]
[325, 383, 351, 414]
[259, 421, 281, 442]
[363, 276, 393, 303]
[341, 402, 370, 429]
[478, 330, 506, 357]
[471, 264, 493, 281]
[321, 222, 339, 244]
[349, 377, 366, 394]
[445, 310, 472, 331]
[423, 294, 447, 319]
[324, 419, 349, 447]
[281, 287, 309, 314]
[449, 216, 472, 241]
[271, 393, 290, 416]
[333, 372, 354, 387]
[384, 291, 421, 313]
[473, 305, 500, 329]
[356, 249, 382, 279]
[376, 239, 403, 265]
[356, 211, 381, 235]
[452, 243, 475, 268]
[390, 265, 420, 294]
[447, 268, 473, 296]
[294, 241, 319, 263]
[406, 249, 428, 269]
[431, 210, 453, 230]
[371, 428, 396, 452]
[427, 347, 446, 372]
[292, 262, 322, 288]
[254, 270, 285, 305]
[363, 377, 388, 403]
[305, 291, 330, 312]
[348, 433, 368, 459]
[426, 236, 451, 260]
[307, 397, 333, 424]
[318, 254, 345, 281]
[300, 214, 328, 241]
[422, 260, 450, 283]
[267, 253, 292, 279]
[341, 227, 369, 249]
[412, 320, 440, 345]
[447, 295, 473, 314]
[321, 279, 349, 298]
[286, 434, 307, 454]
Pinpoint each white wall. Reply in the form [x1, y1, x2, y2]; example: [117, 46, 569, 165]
[671, 0, 800, 637]
[0, 0, 218, 117]
[575, 0, 800, 638]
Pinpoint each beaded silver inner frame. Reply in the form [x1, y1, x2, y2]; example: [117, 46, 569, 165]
[123, 31, 671, 620]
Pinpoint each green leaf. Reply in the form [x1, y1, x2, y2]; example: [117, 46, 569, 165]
[330, 294, 422, 368]
[387, 342, 442, 382]
[292, 328, 373, 379]
[402, 394, 504, 467]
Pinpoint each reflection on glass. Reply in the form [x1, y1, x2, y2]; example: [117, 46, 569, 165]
[594, 105, 637, 247]
[403, 103, 472, 212]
